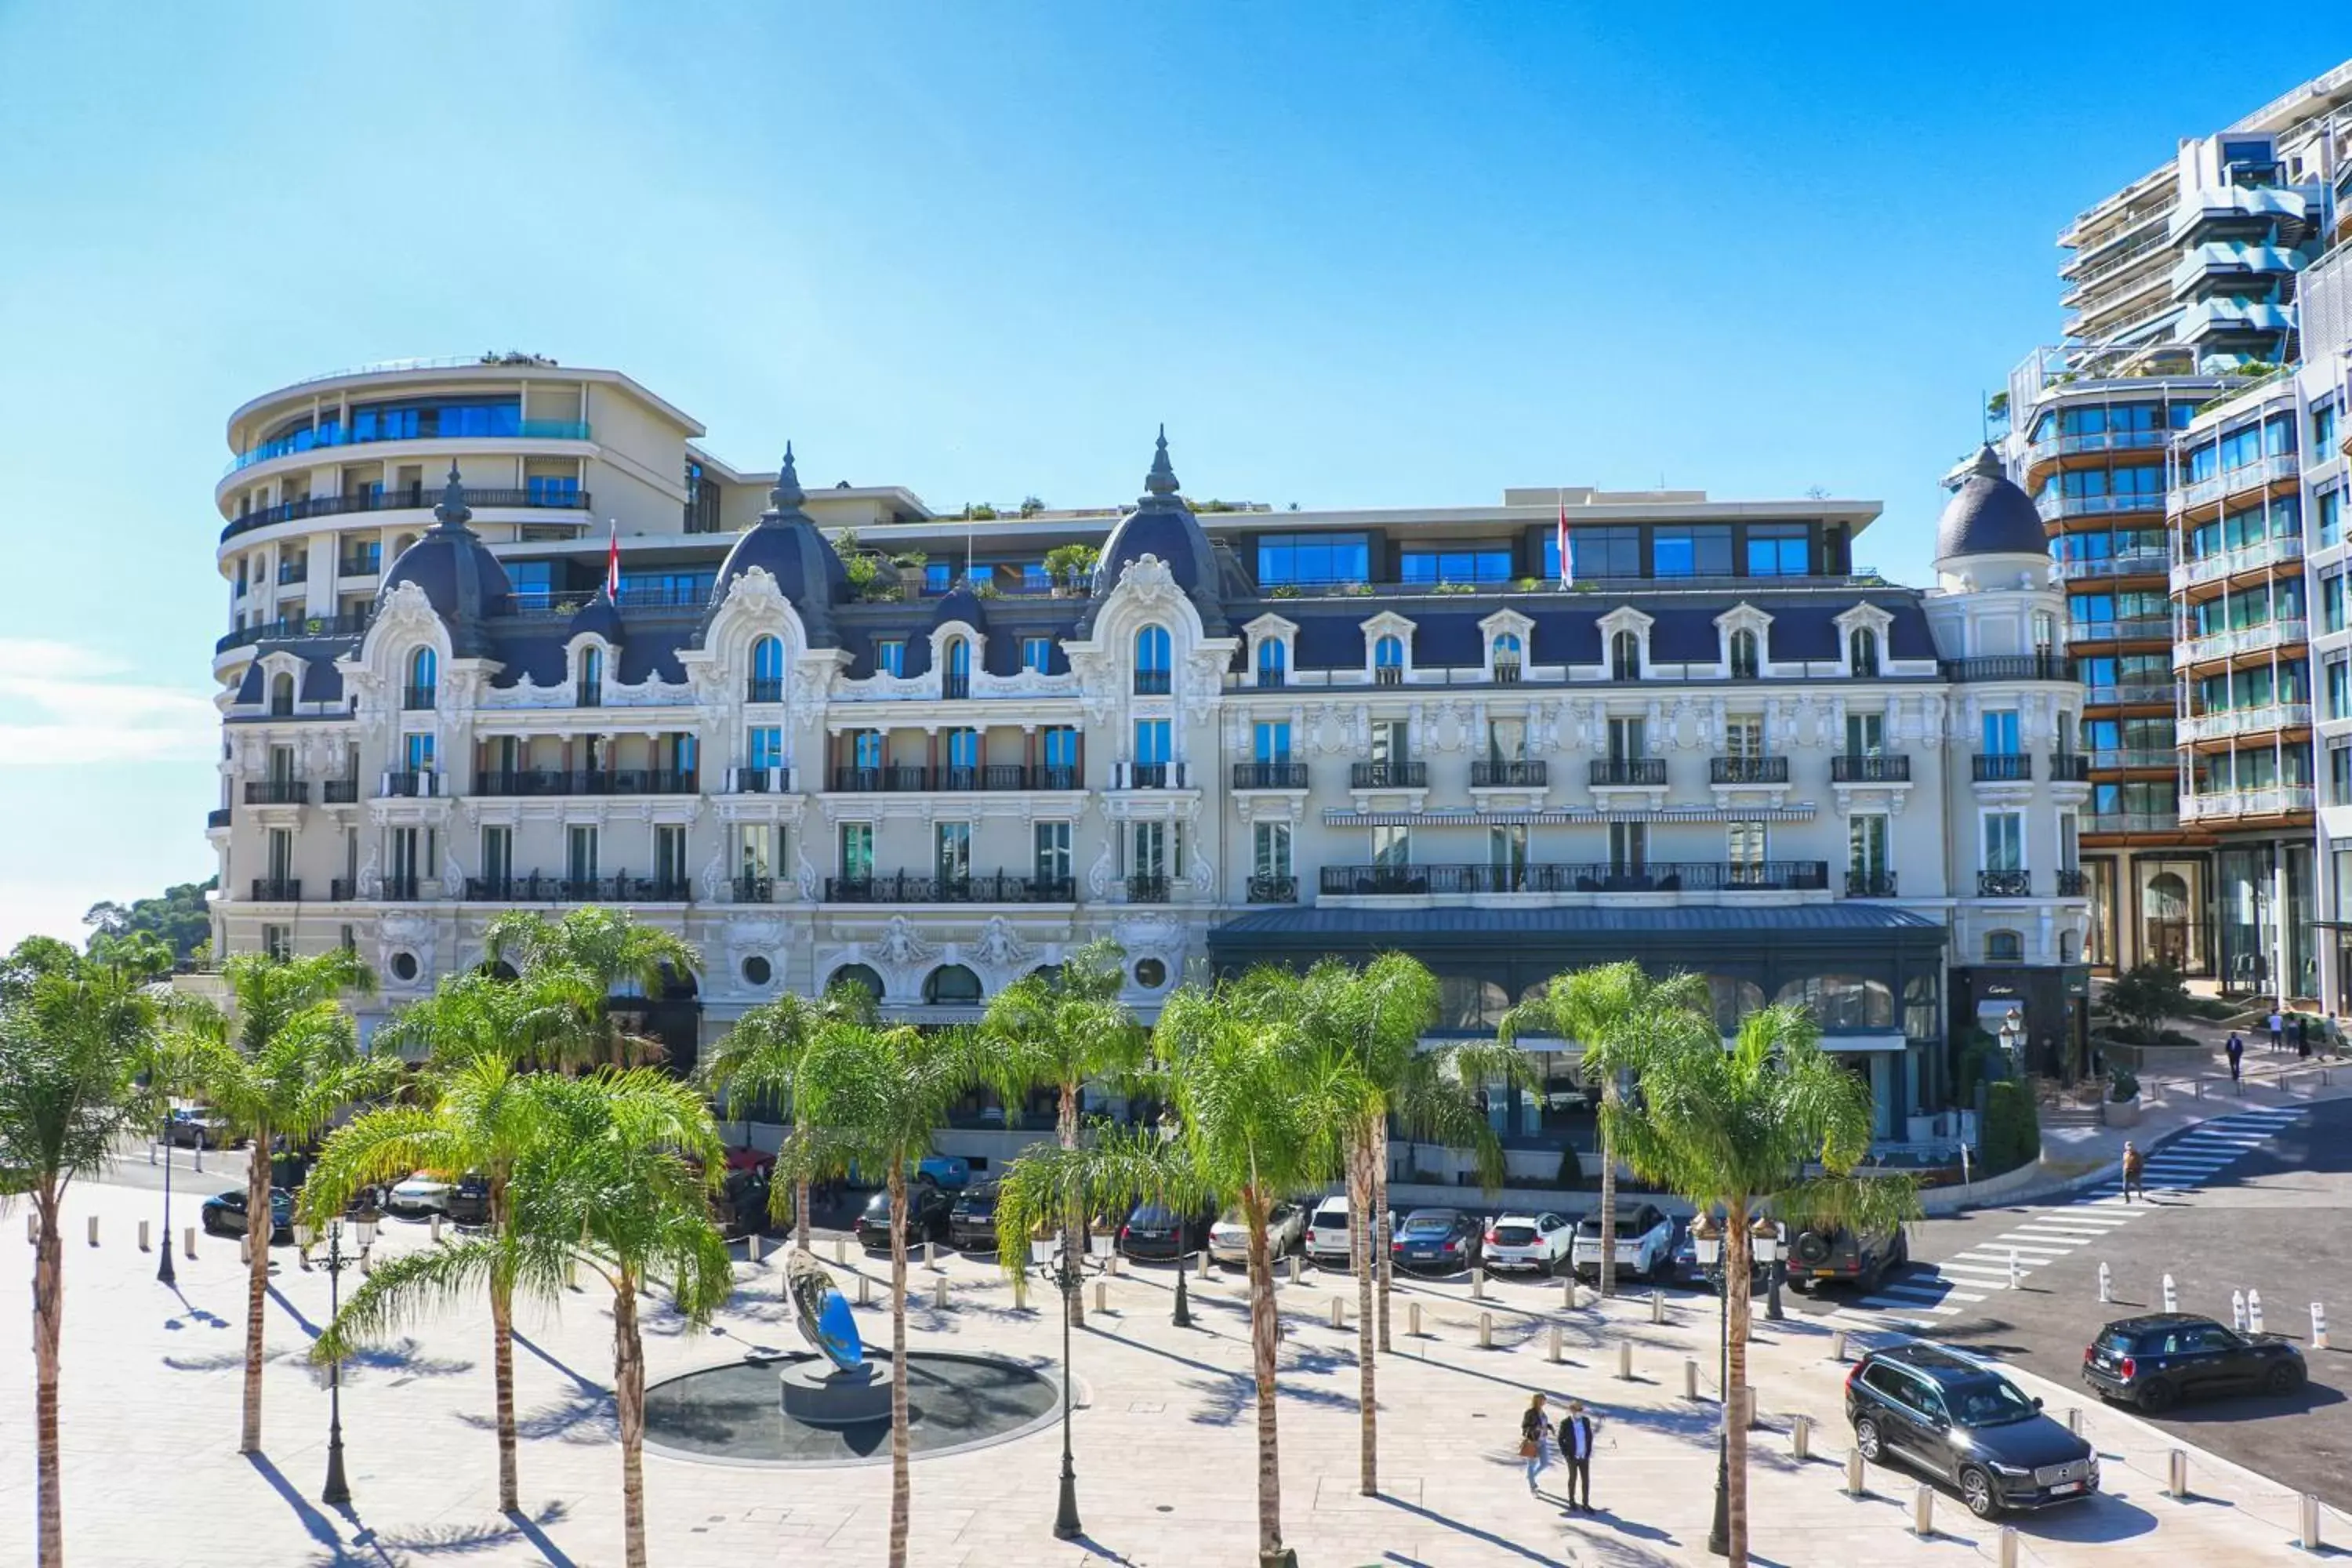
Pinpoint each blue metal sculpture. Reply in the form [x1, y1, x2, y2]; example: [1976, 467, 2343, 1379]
[785, 1247, 864, 1372]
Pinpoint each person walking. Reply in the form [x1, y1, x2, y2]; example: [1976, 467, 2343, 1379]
[2121, 1139, 2146, 1203]
[1557, 1399, 1599, 1513]
[2227, 1032, 2244, 1085]
[2297, 1014, 2312, 1060]
[2269, 1009, 2285, 1053]
[1520, 1392, 1552, 1494]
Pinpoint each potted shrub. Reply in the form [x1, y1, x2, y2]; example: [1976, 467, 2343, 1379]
[2102, 1067, 2142, 1127]
[891, 551, 929, 594]
[1044, 543, 1098, 597]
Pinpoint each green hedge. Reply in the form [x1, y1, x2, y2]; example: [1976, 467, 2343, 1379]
[1982, 1081, 2041, 1176]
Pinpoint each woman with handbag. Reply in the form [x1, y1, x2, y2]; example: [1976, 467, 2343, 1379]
[1520, 1392, 1552, 1494]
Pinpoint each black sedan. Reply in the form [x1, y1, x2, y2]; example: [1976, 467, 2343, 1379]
[1118, 1202, 1214, 1260]
[1848, 1342, 2096, 1517]
[201, 1187, 294, 1243]
[854, 1186, 951, 1250]
[445, 1174, 493, 1227]
[2083, 1312, 2307, 1411]
[948, 1182, 1001, 1251]
[1391, 1208, 1482, 1272]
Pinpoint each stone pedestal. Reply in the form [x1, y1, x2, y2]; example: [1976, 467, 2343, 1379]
[779, 1359, 890, 1427]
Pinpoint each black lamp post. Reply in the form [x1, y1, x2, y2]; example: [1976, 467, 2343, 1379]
[1691, 1213, 1732, 1556]
[1754, 1214, 1784, 1323]
[156, 1109, 176, 1287]
[298, 1213, 376, 1505]
[1033, 1227, 1087, 1541]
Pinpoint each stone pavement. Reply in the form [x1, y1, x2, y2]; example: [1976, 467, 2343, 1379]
[4, 1179, 2342, 1566]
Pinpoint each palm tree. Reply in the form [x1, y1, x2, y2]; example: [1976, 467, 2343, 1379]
[483, 906, 699, 1069]
[785, 1021, 982, 1568]
[979, 938, 1144, 1325]
[313, 1068, 732, 1568]
[1585, 999, 1914, 1566]
[298, 969, 597, 1512]
[696, 980, 877, 1250]
[0, 959, 154, 1566]
[176, 946, 391, 1454]
[1501, 961, 1710, 1298]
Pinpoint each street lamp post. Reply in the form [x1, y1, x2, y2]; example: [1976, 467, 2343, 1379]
[296, 1212, 376, 1506]
[156, 1109, 176, 1287]
[1752, 1214, 1783, 1323]
[1998, 1007, 2024, 1073]
[1691, 1213, 1732, 1556]
[1033, 1227, 1086, 1541]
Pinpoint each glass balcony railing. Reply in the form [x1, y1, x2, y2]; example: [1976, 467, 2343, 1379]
[2178, 702, 2311, 742]
[220, 485, 592, 544]
[227, 417, 592, 475]
[2174, 619, 2307, 669]
[2182, 786, 2314, 822]
[2054, 552, 2171, 583]
[2169, 535, 2303, 592]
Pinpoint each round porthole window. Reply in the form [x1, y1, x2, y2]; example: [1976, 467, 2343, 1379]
[1133, 956, 1167, 989]
[742, 954, 774, 987]
[389, 951, 419, 983]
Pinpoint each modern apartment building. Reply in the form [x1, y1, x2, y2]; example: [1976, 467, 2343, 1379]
[203, 358, 2090, 1161]
[2000, 60, 2352, 986]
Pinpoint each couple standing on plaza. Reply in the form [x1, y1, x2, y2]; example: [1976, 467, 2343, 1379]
[1521, 1392, 1600, 1512]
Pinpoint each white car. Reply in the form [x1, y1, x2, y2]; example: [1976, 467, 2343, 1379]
[386, 1171, 455, 1216]
[1570, 1203, 1674, 1282]
[1208, 1200, 1306, 1265]
[1483, 1212, 1575, 1274]
[1305, 1196, 1395, 1266]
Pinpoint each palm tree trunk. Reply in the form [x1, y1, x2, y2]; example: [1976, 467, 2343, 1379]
[1373, 1120, 1393, 1354]
[612, 1271, 648, 1568]
[239, 1116, 271, 1453]
[1725, 1201, 1754, 1568]
[887, 1168, 912, 1568]
[794, 1174, 811, 1253]
[1348, 1135, 1377, 1495]
[1058, 1081, 1083, 1330]
[1597, 1082, 1618, 1298]
[492, 1177, 518, 1513]
[33, 1185, 64, 1568]
[1244, 1190, 1284, 1566]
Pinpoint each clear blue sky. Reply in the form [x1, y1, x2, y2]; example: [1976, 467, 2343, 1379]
[0, 3, 2335, 946]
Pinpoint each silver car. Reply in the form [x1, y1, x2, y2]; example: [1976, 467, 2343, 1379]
[1208, 1200, 1305, 1264]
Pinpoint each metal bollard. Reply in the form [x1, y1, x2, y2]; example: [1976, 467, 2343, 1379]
[1563, 1275, 1578, 1310]
[240, 1236, 251, 1265]
[184, 1226, 196, 1258]
[858, 1272, 873, 1305]
[87, 1216, 98, 1247]
[1683, 1356, 1699, 1399]
[1791, 1414, 1812, 1461]
[1548, 1325, 1563, 1363]
[2166, 1448, 2190, 1499]
[2314, 1301, 2330, 1350]
[1912, 1482, 1933, 1537]
[1617, 1338, 1632, 1381]
[1094, 1279, 1108, 1315]
[139, 1220, 151, 1253]
[1329, 1297, 1344, 1330]
[1846, 1447, 1866, 1497]
[2233, 1288, 2249, 1334]
[431, 1213, 445, 1243]
[193, 1145, 203, 1173]
[1107, 1251, 1120, 1277]
[2162, 1272, 2178, 1312]
[1471, 1266, 1486, 1301]
[833, 1235, 846, 1265]
[933, 1274, 948, 1310]
[2008, 1248, 2020, 1290]
[2302, 1493, 2325, 1550]
[2098, 1261, 2111, 1303]
[1479, 1311, 1494, 1349]
[1287, 1254, 1301, 1284]
[1998, 1525, 2020, 1568]
[1831, 1329, 1849, 1363]
[2065, 1406, 2082, 1437]
[1650, 1287, 1664, 1324]
[2249, 1289, 2265, 1335]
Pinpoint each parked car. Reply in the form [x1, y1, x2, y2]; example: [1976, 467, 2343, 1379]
[2083, 1312, 2307, 1412]
[444, 1174, 492, 1226]
[948, 1182, 1001, 1251]
[1571, 1203, 1674, 1283]
[1119, 1202, 1216, 1260]
[165, 1107, 231, 1150]
[1304, 1196, 1356, 1265]
[386, 1171, 456, 1217]
[1209, 1200, 1306, 1265]
[714, 1166, 774, 1240]
[1483, 1212, 1576, 1274]
[1789, 1221, 1908, 1292]
[913, 1155, 971, 1190]
[1847, 1342, 2097, 1518]
[855, 1185, 952, 1250]
[201, 1187, 293, 1242]
[1392, 1208, 1483, 1272]
[1671, 1215, 1770, 1294]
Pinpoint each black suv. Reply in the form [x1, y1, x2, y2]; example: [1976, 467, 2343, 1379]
[1846, 1343, 2096, 1518]
[855, 1185, 951, 1250]
[1790, 1221, 1907, 1292]
[948, 1182, 1000, 1251]
[2083, 1313, 2307, 1412]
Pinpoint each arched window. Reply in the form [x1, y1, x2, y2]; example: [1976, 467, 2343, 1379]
[269, 671, 295, 716]
[1849, 627, 1879, 677]
[1374, 633, 1404, 686]
[828, 964, 885, 1001]
[1134, 625, 1171, 695]
[1256, 638, 1287, 689]
[924, 964, 983, 1004]
[1773, 974, 1895, 1031]
[1985, 930, 2024, 963]
[1704, 975, 1766, 1033]
[1610, 630, 1640, 680]
[405, 648, 437, 710]
[577, 645, 604, 708]
[1436, 975, 1511, 1031]
[1729, 628, 1759, 680]
[1492, 631, 1523, 683]
[749, 634, 784, 701]
[943, 636, 971, 699]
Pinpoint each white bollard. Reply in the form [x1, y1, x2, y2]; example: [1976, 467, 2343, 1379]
[87, 1216, 98, 1247]
[139, 1220, 151, 1253]
[1287, 1254, 1301, 1284]
[2166, 1449, 2190, 1499]
[148, 1141, 157, 1167]
[2233, 1288, 2249, 1334]
[924, 1240, 938, 1271]
[1093, 1279, 1108, 1315]
[184, 1226, 196, 1258]
[2162, 1273, 2178, 1312]
[857, 1272, 872, 1305]
[2302, 1493, 2325, 1550]
[1013, 1268, 1029, 1310]
[1831, 1329, 1849, 1363]
[1329, 1296, 1344, 1330]
[747, 1234, 762, 1264]
[933, 1274, 948, 1310]
[430, 1213, 443, 1243]
[2008, 1248, 2020, 1290]
[240, 1236, 251, 1265]
[1683, 1357, 1699, 1399]
[1912, 1482, 1934, 1537]
[193, 1145, 203, 1173]
[1547, 1325, 1563, 1363]
[1791, 1414, 1812, 1461]
[24, 1213, 34, 1243]
[1107, 1250, 1120, 1277]
[2098, 1261, 2111, 1304]
[1846, 1447, 1866, 1497]
[833, 1235, 846, 1265]
[1998, 1525, 2020, 1568]
[1650, 1287, 1665, 1324]
[1563, 1275, 1579, 1309]
[1479, 1310, 1493, 1348]
[2249, 1289, 2265, 1335]
[1408, 1299, 1423, 1338]
[2065, 1406, 2082, 1437]
[2313, 1302, 2329, 1350]
[1196, 1249, 1210, 1279]
[1616, 1338, 1632, 1381]
[1471, 1267, 1486, 1301]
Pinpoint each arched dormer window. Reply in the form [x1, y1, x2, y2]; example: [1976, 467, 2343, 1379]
[577, 645, 604, 709]
[1257, 637, 1287, 689]
[1134, 624, 1171, 695]
[1374, 634, 1404, 686]
[748, 634, 784, 702]
[1986, 929, 2024, 963]
[1849, 627, 1880, 677]
[944, 636, 971, 699]
[1492, 631, 1523, 684]
[269, 671, 295, 717]
[405, 648, 437, 710]
[1610, 630, 1640, 681]
[1730, 628, 1759, 680]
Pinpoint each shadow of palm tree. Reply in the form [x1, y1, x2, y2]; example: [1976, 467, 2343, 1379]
[296, 1501, 575, 1566]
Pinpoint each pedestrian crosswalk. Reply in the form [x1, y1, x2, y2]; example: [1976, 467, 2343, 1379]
[1828, 1105, 2305, 1331]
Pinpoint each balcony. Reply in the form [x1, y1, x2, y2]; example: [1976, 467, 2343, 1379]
[2171, 534, 2303, 593]
[205, 807, 232, 829]
[249, 878, 302, 902]
[1709, 756, 1788, 785]
[1232, 761, 1310, 789]
[1117, 762, 1188, 790]
[243, 780, 309, 804]
[2056, 869, 2091, 897]
[1973, 753, 2033, 782]
[823, 873, 1075, 904]
[215, 608, 375, 655]
[1589, 758, 1666, 786]
[2036, 492, 2165, 521]
[461, 874, 691, 903]
[1126, 873, 1171, 903]
[1844, 869, 1898, 898]
[473, 769, 699, 797]
[2066, 619, 2172, 644]
[337, 553, 382, 578]
[220, 484, 595, 543]
[379, 875, 423, 902]
[942, 673, 971, 700]
[2174, 619, 2306, 669]
[747, 677, 786, 703]
[2085, 748, 2176, 771]
[1317, 860, 1830, 895]
[1977, 870, 2032, 897]
[2084, 811, 2181, 834]
[329, 878, 354, 901]
[379, 771, 440, 798]
[1469, 759, 1548, 788]
[2084, 681, 2176, 706]
[2027, 428, 2172, 463]
[724, 766, 794, 793]
[1350, 760, 1428, 789]
[321, 778, 360, 804]
[731, 876, 775, 903]
[227, 419, 593, 477]
[2182, 786, 2315, 822]
[1831, 754, 1911, 783]
[2178, 702, 2311, 742]
[1941, 654, 2074, 682]
[1133, 670, 1172, 696]
[2170, 453, 2302, 515]
[402, 684, 437, 710]
[276, 564, 308, 586]
[2049, 753, 2092, 782]
[2056, 552, 2170, 583]
[1247, 873, 1299, 904]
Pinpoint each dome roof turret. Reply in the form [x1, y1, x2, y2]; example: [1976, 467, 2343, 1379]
[1081, 427, 1229, 635]
[378, 463, 514, 653]
[1936, 446, 2049, 561]
[703, 444, 848, 645]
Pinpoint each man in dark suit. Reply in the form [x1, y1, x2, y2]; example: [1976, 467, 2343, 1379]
[1557, 1400, 1599, 1512]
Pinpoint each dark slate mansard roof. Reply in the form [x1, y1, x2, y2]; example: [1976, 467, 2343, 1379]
[376, 464, 514, 657]
[698, 445, 849, 648]
[1076, 428, 1231, 638]
[1936, 446, 2049, 560]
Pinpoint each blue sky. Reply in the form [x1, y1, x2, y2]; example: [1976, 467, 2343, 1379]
[0, 3, 2336, 946]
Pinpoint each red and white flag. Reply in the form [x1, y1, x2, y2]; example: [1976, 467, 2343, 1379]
[1556, 493, 1573, 588]
[605, 520, 622, 599]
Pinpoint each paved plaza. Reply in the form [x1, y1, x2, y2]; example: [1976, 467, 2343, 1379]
[5, 1164, 2343, 1567]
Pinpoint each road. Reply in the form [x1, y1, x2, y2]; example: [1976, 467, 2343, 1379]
[1785, 1099, 2350, 1507]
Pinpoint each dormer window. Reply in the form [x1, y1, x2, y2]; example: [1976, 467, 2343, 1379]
[1849, 627, 1880, 677]
[1134, 625, 1171, 695]
[1257, 638, 1287, 688]
[1730, 628, 1759, 680]
[749, 634, 784, 702]
[1610, 630, 1641, 681]
[944, 636, 971, 699]
[270, 672, 295, 717]
[577, 645, 604, 709]
[1492, 631, 1523, 684]
[405, 648, 437, 710]
[1374, 634, 1404, 686]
